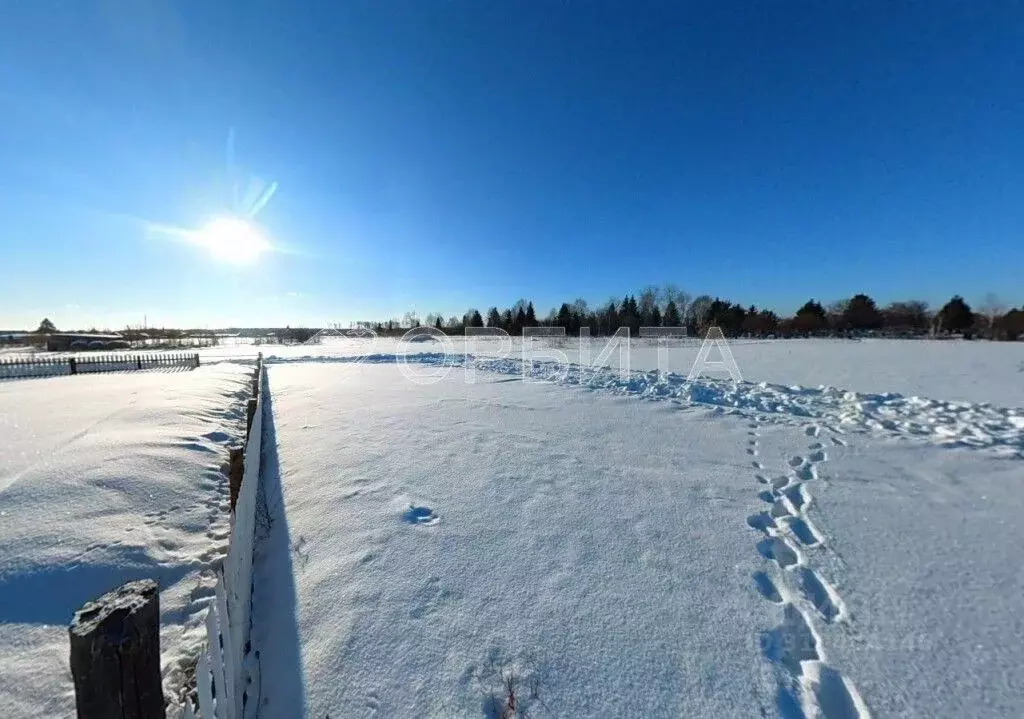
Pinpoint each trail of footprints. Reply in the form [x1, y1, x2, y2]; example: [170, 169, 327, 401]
[746, 421, 870, 719]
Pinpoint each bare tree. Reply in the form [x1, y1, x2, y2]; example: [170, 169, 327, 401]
[660, 285, 691, 319]
[686, 295, 713, 329]
[980, 293, 1006, 329]
[637, 286, 659, 317]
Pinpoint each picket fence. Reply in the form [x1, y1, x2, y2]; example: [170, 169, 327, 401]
[183, 355, 265, 719]
[0, 352, 200, 379]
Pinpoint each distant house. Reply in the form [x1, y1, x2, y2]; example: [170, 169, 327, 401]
[45, 333, 130, 352]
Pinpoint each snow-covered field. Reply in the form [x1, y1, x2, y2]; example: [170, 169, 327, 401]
[2, 338, 1023, 717]
[0, 366, 250, 717]
[242, 339, 1023, 718]
[200, 335, 1024, 406]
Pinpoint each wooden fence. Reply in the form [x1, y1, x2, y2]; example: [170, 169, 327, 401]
[0, 352, 200, 379]
[67, 355, 265, 719]
[186, 356, 266, 719]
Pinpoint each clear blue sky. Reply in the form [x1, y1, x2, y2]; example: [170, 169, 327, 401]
[1, 1, 1021, 330]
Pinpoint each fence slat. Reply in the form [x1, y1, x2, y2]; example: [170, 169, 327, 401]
[206, 605, 227, 719]
[197, 644, 215, 719]
[215, 576, 236, 719]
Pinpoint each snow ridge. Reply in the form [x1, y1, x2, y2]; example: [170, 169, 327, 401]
[255, 352, 1024, 456]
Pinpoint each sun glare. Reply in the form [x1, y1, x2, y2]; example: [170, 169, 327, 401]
[195, 217, 271, 264]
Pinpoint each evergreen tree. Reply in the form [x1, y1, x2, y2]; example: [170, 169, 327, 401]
[937, 295, 973, 334]
[486, 307, 502, 328]
[525, 302, 537, 326]
[36, 318, 57, 333]
[469, 310, 484, 328]
[649, 305, 662, 327]
[600, 300, 619, 335]
[843, 294, 883, 330]
[514, 307, 527, 336]
[619, 295, 640, 334]
[996, 308, 1024, 341]
[556, 303, 573, 331]
[663, 300, 681, 327]
[792, 299, 828, 335]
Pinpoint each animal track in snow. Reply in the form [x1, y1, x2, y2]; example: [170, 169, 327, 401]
[805, 425, 821, 437]
[788, 456, 805, 468]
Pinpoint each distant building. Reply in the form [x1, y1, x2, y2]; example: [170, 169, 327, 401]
[45, 333, 129, 352]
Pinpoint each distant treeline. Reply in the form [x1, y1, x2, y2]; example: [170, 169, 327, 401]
[8, 288, 1022, 347]
[353, 287, 1024, 341]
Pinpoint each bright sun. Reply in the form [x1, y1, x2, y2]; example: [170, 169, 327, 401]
[195, 217, 271, 264]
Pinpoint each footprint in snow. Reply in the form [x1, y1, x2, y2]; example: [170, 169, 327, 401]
[753, 570, 782, 603]
[404, 505, 439, 526]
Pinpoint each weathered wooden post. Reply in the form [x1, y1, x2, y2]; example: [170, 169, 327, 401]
[69, 579, 165, 719]
[228, 447, 245, 511]
[69, 357, 77, 375]
[137, 355, 143, 370]
[246, 398, 258, 440]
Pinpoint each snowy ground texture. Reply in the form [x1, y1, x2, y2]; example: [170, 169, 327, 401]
[240, 338, 1024, 718]
[0, 365, 251, 717]
[1, 339, 1021, 717]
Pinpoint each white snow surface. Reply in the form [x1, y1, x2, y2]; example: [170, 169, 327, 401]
[255, 363, 779, 717]
[201, 336, 1024, 407]
[3, 338, 1023, 717]
[250, 344, 1024, 718]
[0, 365, 250, 717]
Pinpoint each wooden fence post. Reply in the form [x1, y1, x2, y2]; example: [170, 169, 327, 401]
[69, 579, 165, 719]
[228, 447, 244, 511]
[68, 357, 77, 375]
[246, 398, 258, 440]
